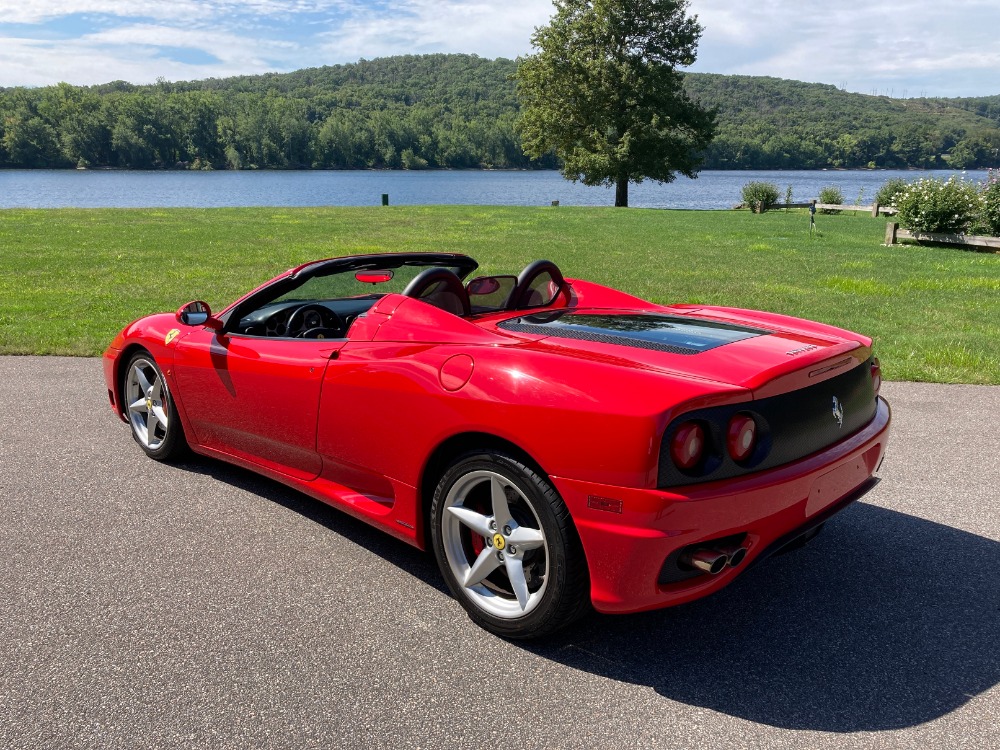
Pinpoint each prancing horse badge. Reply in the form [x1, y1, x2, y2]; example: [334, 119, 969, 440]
[831, 396, 844, 428]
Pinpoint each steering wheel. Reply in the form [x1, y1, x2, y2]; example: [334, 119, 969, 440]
[285, 304, 343, 338]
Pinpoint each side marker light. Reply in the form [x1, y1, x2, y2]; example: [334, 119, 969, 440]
[587, 495, 623, 514]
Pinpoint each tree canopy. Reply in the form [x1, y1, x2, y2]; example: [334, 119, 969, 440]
[0, 55, 552, 172]
[0, 54, 998, 173]
[515, 0, 715, 206]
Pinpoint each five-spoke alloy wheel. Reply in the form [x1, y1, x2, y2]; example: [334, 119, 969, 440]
[431, 451, 589, 639]
[123, 352, 185, 461]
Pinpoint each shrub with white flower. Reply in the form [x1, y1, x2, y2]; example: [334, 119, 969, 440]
[875, 177, 908, 207]
[895, 176, 982, 235]
[980, 169, 1000, 237]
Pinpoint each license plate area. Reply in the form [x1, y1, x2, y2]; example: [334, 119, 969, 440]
[806, 458, 870, 517]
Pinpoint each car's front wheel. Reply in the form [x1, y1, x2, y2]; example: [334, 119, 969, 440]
[123, 352, 186, 461]
[430, 451, 590, 639]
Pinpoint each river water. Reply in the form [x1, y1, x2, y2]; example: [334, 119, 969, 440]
[0, 168, 989, 210]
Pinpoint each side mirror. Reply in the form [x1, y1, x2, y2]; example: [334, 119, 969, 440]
[176, 300, 222, 329]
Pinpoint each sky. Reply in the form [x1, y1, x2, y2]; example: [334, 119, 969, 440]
[0, 0, 998, 97]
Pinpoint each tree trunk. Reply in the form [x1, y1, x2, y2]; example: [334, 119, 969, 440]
[615, 176, 629, 207]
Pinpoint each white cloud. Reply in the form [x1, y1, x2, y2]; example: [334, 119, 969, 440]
[0, 0, 215, 24]
[83, 23, 298, 59]
[0, 38, 222, 85]
[319, 0, 552, 61]
[0, 0, 360, 24]
[0, 28, 296, 86]
[0, 7, 308, 85]
[0, 0, 997, 95]
[691, 0, 1000, 96]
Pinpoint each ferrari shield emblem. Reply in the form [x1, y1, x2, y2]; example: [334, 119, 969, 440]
[164, 329, 181, 346]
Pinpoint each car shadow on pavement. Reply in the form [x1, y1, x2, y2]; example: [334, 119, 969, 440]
[173, 455, 448, 594]
[529, 501, 1000, 732]
[174, 456, 998, 732]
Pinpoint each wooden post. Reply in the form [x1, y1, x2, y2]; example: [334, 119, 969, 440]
[872, 202, 880, 218]
[885, 222, 898, 245]
[381, 193, 389, 206]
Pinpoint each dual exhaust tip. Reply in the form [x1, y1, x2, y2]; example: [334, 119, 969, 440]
[680, 544, 748, 576]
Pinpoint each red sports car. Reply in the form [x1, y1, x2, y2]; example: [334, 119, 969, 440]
[104, 252, 890, 638]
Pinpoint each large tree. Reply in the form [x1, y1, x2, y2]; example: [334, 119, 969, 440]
[515, 0, 715, 207]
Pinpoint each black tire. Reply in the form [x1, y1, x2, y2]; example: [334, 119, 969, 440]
[430, 451, 590, 639]
[122, 351, 187, 462]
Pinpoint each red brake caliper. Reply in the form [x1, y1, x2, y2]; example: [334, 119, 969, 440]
[470, 532, 486, 556]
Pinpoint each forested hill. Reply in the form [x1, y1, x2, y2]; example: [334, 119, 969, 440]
[1, 54, 998, 171]
[684, 74, 1000, 169]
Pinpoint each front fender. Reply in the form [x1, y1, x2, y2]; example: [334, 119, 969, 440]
[103, 313, 190, 419]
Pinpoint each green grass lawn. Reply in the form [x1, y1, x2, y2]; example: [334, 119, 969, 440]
[1, 206, 997, 383]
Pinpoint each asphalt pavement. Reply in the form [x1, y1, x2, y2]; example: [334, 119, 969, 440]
[1, 356, 998, 749]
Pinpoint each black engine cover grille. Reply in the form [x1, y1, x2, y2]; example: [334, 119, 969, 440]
[496, 311, 766, 355]
[657, 358, 878, 488]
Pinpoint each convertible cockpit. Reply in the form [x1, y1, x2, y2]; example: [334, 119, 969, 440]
[226, 253, 570, 339]
[237, 297, 374, 338]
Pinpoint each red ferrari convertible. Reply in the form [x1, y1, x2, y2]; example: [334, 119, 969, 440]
[104, 252, 890, 638]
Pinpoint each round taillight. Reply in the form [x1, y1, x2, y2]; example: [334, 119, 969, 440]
[870, 357, 882, 394]
[727, 413, 757, 462]
[671, 422, 705, 471]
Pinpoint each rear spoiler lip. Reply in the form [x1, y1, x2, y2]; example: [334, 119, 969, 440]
[749, 343, 872, 399]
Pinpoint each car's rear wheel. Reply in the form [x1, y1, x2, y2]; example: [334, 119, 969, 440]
[123, 352, 186, 461]
[430, 451, 590, 639]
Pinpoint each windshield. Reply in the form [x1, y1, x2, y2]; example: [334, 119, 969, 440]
[221, 252, 479, 332]
[272, 262, 467, 304]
